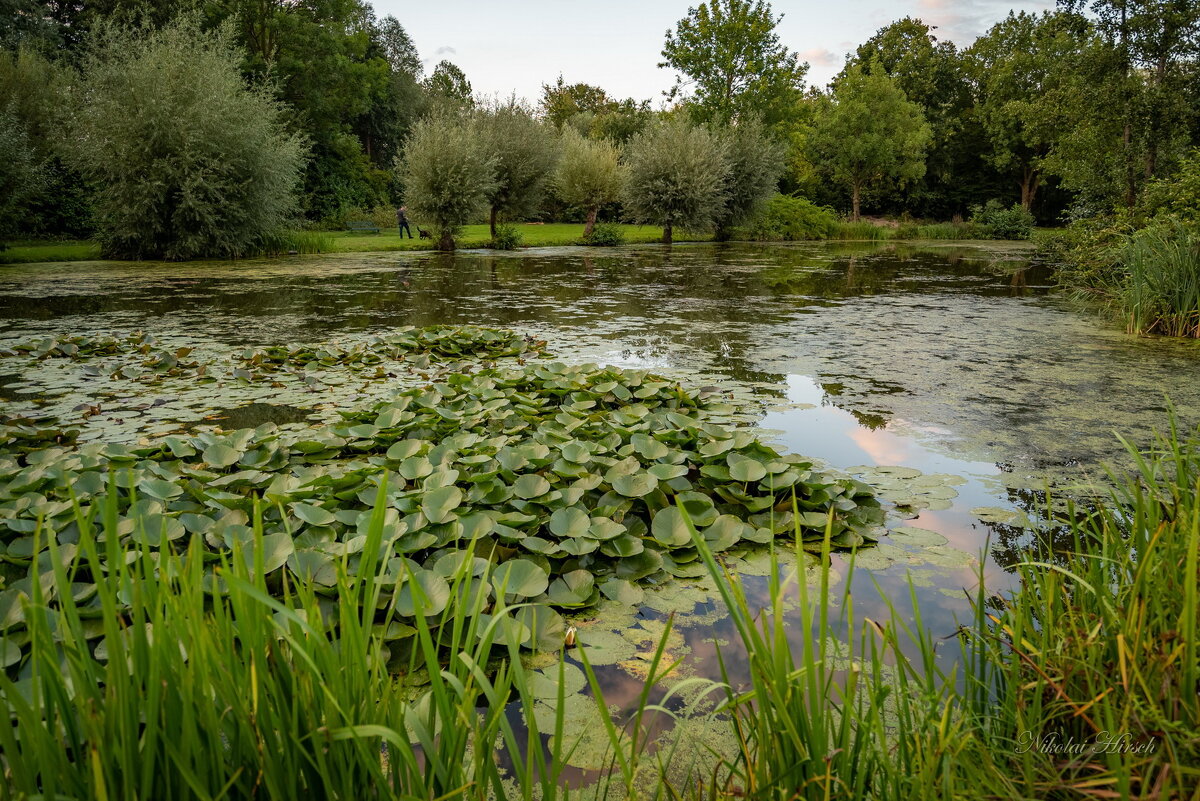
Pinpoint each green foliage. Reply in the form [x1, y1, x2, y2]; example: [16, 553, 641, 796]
[744, 193, 838, 241]
[0, 108, 40, 244]
[969, 199, 1036, 239]
[253, 229, 336, 256]
[659, 0, 807, 126]
[714, 117, 786, 238]
[402, 109, 496, 251]
[539, 76, 612, 128]
[0, 488, 589, 799]
[1049, 0, 1200, 209]
[476, 99, 558, 235]
[0, 46, 91, 238]
[808, 62, 932, 220]
[424, 59, 472, 106]
[623, 117, 730, 243]
[1138, 148, 1200, 224]
[68, 20, 305, 260]
[553, 128, 623, 237]
[966, 12, 1084, 210]
[581, 221, 625, 246]
[850, 17, 980, 218]
[489, 222, 522, 250]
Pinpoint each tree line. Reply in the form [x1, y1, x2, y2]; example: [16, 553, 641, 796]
[0, 0, 1197, 258]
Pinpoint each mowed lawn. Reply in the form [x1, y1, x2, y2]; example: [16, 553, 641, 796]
[1, 223, 705, 264]
[333, 222, 687, 251]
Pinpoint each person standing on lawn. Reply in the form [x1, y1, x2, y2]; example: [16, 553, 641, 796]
[396, 205, 413, 238]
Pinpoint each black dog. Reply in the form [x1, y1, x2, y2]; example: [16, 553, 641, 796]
[417, 228, 431, 239]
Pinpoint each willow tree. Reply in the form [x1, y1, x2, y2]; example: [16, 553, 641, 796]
[714, 118, 785, 239]
[808, 62, 930, 221]
[403, 109, 496, 251]
[553, 128, 623, 238]
[623, 117, 729, 244]
[70, 20, 305, 259]
[476, 99, 557, 237]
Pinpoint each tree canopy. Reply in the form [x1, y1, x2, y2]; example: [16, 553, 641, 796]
[623, 117, 730, 243]
[808, 62, 931, 220]
[69, 19, 305, 259]
[659, 0, 807, 126]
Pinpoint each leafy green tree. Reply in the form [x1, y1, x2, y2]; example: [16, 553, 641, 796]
[0, 109, 41, 244]
[659, 0, 807, 126]
[69, 20, 305, 259]
[540, 76, 611, 128]
[553, 127, 623, 237]
[808, 62, 931, 220]
[1061, 0, 1200, 204]
[849, 18, 984, 216]
[623, 117, 729, 244]
[359, 12, 426, 199]
[425, 59, 472, 105]
[403, 109, 496, 251]
[476, 99, 558, 237]
[714, 118, 785, 238]
[0, 45, 92, 236]
[967, 12, 1086, 209]
[375, 14, 421, 76]
[590, 98, 653, 144]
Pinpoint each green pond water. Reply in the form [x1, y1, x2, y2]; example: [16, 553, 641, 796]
[3, 240, 1199, 776]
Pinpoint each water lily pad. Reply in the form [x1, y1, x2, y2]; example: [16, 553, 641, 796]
[651, 507, 691, 547]
[888, 526, 948, 547]
[549, 507, 589, 538]
[395, 570, 451, 617]
[728, 457, 766, 483]
[529, 662, 587, 699]
[493, 559, 550, 600]
[547, 569, 596, 607]
[512, 474, 551, 499]
[421, 486, 462, 525]
[611, 473, 658, 498]
[970, 506, 1019, 524]
[292, 502, 336, 527]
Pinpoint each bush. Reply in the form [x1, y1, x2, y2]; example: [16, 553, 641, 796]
[744, 194, 838, 240]
[488, 222, 522, 250]
[831, 220, 892, 240]
[581, 221, 624, 246]
[69, 20, 305, 260]
[969, 199, 1036, 240]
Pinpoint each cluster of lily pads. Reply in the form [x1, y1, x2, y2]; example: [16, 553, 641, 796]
[0, 356, 882, 665]
[0, 326, 546, 388]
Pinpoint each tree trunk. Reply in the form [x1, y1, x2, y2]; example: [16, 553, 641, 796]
[851, 183, 861, 222]
[662, 222, 673, 245]
[437, 230, 455, 252]
[1019, 168, 1041, 210]
[1124, 121, 1137, 209]
[489, 207, 498, 239]
[584, 207, 598, 239]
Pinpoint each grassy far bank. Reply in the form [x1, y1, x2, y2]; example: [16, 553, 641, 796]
[0, 219, 1038, 265]
[0, 224, 691, 264]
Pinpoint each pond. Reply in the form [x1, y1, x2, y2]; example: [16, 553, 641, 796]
[3, 240, 1199, 775]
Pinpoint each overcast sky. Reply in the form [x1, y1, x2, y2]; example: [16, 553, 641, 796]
[372, 0, 1055, 104]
